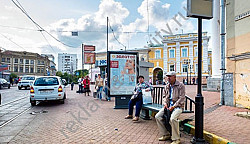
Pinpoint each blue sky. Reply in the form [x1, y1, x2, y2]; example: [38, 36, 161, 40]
[0, 0, 212, 69]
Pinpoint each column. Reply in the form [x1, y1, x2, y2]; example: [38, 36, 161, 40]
[176, 42, 181, 73]
[163, 43, 168, 74]
[211, 0, 221, 77]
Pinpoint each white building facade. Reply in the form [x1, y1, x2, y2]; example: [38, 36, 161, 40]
[58, 53, 78, 74]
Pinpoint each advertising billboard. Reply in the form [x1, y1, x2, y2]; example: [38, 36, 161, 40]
[108, 52, 138, 96]
[84, 52, 95, 64]
[83, 45, 95, 51]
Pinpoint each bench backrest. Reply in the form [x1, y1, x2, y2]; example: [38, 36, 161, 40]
[152, 86, 194, 113]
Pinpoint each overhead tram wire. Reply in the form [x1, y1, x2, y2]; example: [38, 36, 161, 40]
[11, 0, 75, 48]
[0, 25, 38, 31]
[0, 33, 26, 51]
[108, 22, 126, 50]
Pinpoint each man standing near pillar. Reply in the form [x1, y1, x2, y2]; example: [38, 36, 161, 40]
[155, 71, 185, 144]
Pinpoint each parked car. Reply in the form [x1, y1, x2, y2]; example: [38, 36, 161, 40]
[0, 78, 10, 89]
[30, 76, 67, 106]
[18, 76, 36, 90]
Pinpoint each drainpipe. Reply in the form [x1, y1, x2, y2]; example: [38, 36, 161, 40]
[220, 0, 226, 105]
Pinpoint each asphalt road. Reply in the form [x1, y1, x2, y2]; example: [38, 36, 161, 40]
[0, 85, 31, 127]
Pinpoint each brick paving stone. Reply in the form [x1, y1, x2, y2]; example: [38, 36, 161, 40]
[0, 85, 195, 144]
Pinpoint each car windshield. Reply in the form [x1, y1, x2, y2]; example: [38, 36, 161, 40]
[0, 79, 7, 83]
[34, 77, 59, 86]
[22, 77, 35, 80]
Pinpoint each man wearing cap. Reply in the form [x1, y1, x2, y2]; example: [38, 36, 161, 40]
[155, 71, 185, 144]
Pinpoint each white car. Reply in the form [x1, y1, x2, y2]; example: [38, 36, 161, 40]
[18, 76, 36, 90]
[30, 76, 67, 106]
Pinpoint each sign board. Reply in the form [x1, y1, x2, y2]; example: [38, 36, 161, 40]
[76, 72, 79, 76]
[187, 0, 213, 19]
[96, 60, 107, 66]
[84, 52, 95, 64]
[0, 65, 8, 71]
[72, 32, 78, 36]
[108, 51, 139, 96]
[83, 45, 95, 51]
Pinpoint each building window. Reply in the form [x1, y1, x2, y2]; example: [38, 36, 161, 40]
[15, 58, 18, 63]
[30, 67, 34, 73]
[37, 68, 40, 73]
[194, 47, 198, 57]
[182, 48, 188, 57]
[169, 49, 175, 58]
[20, 59, 23, 64]
[155, 50, 161, 59]
[20, 67, 23, 73]
[14, 66, 18, 72]
[169, 64, 175, 71]
[38, 60, 40, 65]
[30, 60, 34, 64]
[182, 64, 188, 72]
[25, 59, 29, 64]
[7, 58, 10, 63]
[41, 61, 44, 65]
[41, 68, 44, 73]
[1, 58, 5, 62]
[25, 67, 29, 73]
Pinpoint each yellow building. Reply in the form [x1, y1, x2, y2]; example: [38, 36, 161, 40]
[226, 0, 250, 108]
[149, 32, 211, 85]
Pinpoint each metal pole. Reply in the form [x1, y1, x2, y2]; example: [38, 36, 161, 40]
[106, 16, 108, 77]
[220, 0, 226, 105]
[193, 17, 205, 143]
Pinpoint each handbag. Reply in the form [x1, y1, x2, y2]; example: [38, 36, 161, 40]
[163, 108, 172, 135]
[142, 89, 152, 104]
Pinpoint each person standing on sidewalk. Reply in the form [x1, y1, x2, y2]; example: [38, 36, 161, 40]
[83, 75, 90, 96]
[155, 71, 185, 144]
[78, 77, 83, 93]
[95, 74, 103, 100]
[125, 75, 153, 121]
[71, 82, 74, 90]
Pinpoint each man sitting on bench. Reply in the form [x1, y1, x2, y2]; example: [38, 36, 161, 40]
[155, 71, 185, 144]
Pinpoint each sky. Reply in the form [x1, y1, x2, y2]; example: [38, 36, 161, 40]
[0, 0, 212, 70]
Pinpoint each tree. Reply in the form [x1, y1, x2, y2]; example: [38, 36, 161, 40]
[56, 71, 63, 77]
[10, 73, 17, 78]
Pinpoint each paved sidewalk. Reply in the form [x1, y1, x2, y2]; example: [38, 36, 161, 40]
[180, 85, 250, 144]
[4, 85, 193, 144]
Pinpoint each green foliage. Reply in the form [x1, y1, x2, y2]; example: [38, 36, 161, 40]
[56, 70, 89, 83]
[56, 71, 63, 77]
[10, 73, 17, 78]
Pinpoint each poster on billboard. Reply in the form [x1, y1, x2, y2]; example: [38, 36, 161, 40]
[83, 45, 95, 51]
[84, 52, 95, 64]
[108, 51, 138, 96]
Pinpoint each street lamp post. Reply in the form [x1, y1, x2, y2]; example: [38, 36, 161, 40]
[187, 0, 213, 143]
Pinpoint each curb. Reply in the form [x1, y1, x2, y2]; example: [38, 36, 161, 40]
[183, 123, 237, 144]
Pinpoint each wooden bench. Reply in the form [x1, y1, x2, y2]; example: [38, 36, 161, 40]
[140, 86, 195, 120]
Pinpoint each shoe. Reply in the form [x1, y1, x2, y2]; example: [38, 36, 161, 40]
[171, 139, 181, 144]
[125, 115, 133, 119]
[159, 135, 171, 141]
[132, 116, 139, 121]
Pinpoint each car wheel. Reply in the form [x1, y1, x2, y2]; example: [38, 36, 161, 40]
[18, 86, 21, 90]
[8, 84, 10, 89]
[63, 93, 66, 99]
[59, 99, 64, 104]
[25, 87, 27, 90]
[0, 85, 1, 89]
[30, 100, 36, 106]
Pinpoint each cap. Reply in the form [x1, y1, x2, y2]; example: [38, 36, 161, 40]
[166, 71, 176, 76]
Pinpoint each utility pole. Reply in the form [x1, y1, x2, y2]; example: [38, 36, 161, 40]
[220, 0, 226, 105]
[107, 17, 108, 53]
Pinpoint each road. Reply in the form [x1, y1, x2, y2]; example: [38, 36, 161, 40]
[0, 85, 31, 128]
